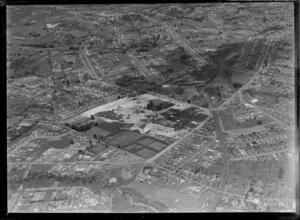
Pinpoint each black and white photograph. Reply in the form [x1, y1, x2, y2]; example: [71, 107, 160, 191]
[5, 2, 297, 213]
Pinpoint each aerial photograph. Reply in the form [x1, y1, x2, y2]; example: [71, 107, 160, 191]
[6, 3, 296, 213]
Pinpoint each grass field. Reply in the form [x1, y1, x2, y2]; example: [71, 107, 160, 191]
[29, 164, 53, 173]
[9, 140, 49, 163]
[23, 164, 55, 188]
[111, 190, 151, 213]
[108, 131, 143, 147]
[124, 143, 144, 151]
[119, 135, 168, 159]
[147, 142, 167, 151]
[40, 135, 73, 149]
[137, 137, 168, 151]
[135, 148, 157, 159]
[8, 164, 29, 178]
[221, 113, 239, 131]
[238, 116, 273, 129]
[85, 126, 111, 137]
[130, 182, 205, 212]
[137, 138, 155, 146]
[124, 144, 157, 159]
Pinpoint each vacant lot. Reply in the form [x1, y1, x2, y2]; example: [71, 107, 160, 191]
[40, 135, 73, 149]
[135, 148, 157, 159]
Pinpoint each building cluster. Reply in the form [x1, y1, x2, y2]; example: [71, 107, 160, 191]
[193, 117, 216, 138]
[225, 123, 291, 160]
[154, 134, 213, 171]
[233, 103, 269, 125]
[137, 165, 185, 186]
[175, 141, 222, 189]
[12, 187, 103, 212]
[8, 120, 37, 143]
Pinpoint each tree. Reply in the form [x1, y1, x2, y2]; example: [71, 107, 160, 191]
[175, 87, 184, 94]
[91, 115, 95, 120]
[166, 68, 173, 74]
[256, 120, 262, 125]
[147, 101, 154, 110]
[93, 134, 97, 139]
[180, 54, 190, 61]
[263, 16, 267, 23]
[233, 82, 242, 89]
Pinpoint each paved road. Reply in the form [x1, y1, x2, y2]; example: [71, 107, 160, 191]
[209, 110, 229, 211]
[9, 160, 145, 166]
[205, 41, 272, 210]
[47, 49, 59, 121]
[230, 148, 291, 161]
[127, 53, 151, 77]
[117, 26, 122, 45]
[214, 40, 272, 111]
[80, 48, 100, 80]
[170, 138, 216, 174]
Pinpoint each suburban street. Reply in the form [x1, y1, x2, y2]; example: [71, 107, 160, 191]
[79, 48, 100, 80]
[127, 53, 152, 77]
[214, 39, 272, 110]
[147, 116, 211, 163]
[210, 110, 229, 212]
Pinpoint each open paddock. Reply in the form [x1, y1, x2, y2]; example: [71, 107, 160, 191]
[220, 113, 239, 131]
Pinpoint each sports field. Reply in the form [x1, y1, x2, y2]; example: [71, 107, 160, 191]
[122, 136, 168, 159]
[108, 131, 144, 147]
[130, 182, 205, 212]
[40, 135, 73, 149]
